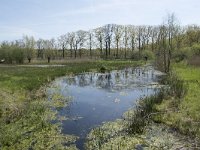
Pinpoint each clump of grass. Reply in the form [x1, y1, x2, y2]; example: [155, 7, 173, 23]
[154, 64, 200, 139]
[166, 71, 188, 98]
[99, 65, 107, 73]
[125, 88, 168, 134]
[125, 70, 188, 135]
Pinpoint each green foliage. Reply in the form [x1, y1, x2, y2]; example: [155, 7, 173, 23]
[0, 45, 25, 64]
[0, 46, 13, 64]
[131, 51, 140, 60]
[173, 47, 192, 62]
[99, 65, 107, 73]
[141, 50, 155, 60]
[191, 44, 200, 55]
[12, 47, 25, 64]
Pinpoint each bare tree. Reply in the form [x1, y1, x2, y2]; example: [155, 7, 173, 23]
[166, 13, 179, 72]
[76, 30, 87, 58]
[157, 24, 168, 72]
[103, 24, 114, 57]
[150, 26, 159, 51]
[87, 30, 94, 58]
[67, 32, 75, 58]
[136, 26, 143, 58]
[129, 25, 136, 52]
[123, 26, 130, 58]
[58, 34, 68, 59]
[95, 27, 104, 57]
[113, 24, 123, 58]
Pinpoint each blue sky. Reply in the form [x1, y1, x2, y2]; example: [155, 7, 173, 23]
[0, 0, 200, 41]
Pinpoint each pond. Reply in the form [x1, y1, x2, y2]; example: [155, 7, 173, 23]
[47, 65, 164, 149]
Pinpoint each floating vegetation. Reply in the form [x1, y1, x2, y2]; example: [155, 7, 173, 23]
[119, 91, 128, 96]
[85, 68, 200, 150]
[114, 98, 120, 103]
[85, 118, 197, 149]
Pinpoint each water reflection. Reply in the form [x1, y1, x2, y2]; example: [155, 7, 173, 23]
[60, 66, 161, 91]
[48, 65, 164, 150]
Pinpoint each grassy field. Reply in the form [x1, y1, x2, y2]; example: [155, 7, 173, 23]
[0, 60, 143, 149]
[154, 62, 200, 138]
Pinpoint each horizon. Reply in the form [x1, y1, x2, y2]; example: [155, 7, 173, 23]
[0, 0, 200, 41]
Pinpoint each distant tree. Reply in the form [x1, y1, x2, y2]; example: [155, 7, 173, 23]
[95, 27, 104, 57]
[43, 38, 56, 63]
[36, 39, 44, 59]
[75, 30, 87, 58]
[58, 34, 68, 59]
[113, 24, 123, 58]
[67, 32, 75, 58]
[150, 26, 159, 51]
[136, 26, 143, 58]
[87, 30, 94, 58]
[103, 24, 114, 57]
[157, 24, 168, 72]
[23, 35, 35, 63]
[129, 25, 136, 52]
[123, 26, 130, 58]
[166, 13, 179, 72]
[0, 41, 13, 63]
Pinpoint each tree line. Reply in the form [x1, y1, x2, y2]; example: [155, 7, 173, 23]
[0, 14, 200, 72]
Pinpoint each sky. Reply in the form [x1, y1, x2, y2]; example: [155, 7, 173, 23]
[0, 0, 200, 41]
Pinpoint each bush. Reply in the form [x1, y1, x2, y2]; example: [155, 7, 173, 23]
[0, 47, 25, 64]
[191, 44, 200, 56]
[173, 47, 192, 62]
[131, 51, 140, 60]
[141, 50, 155, 60]
[131, 50, 155, 61]
[12, 48, 25, 64]
[0, 48, 14, 64]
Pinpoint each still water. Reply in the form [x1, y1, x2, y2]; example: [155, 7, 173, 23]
[48, 65, 163, 149]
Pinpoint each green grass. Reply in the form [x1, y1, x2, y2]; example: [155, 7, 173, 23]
[0, 60, 143, 149]
[155, 62, 200, 137]
[0, 60, 142, 92]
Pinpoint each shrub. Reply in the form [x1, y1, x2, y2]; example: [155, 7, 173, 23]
[131, 51, 140, 60]
[141, 50, 155, 60]
[173, 47, 192, 62]
[12, 48, 25, 64]
[191, 44, 200, 56]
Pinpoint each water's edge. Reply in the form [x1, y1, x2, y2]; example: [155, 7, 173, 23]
[47, 65, 164, 149]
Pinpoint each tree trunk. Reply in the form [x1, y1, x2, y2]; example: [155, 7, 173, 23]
[116, 40, 119, 58]
[48, 57, 50, 63]
[28, 58, 31, 63]
[62, 45, 65, 58]
[138, 36, 141, 59]
[105, 42, 108, 58]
